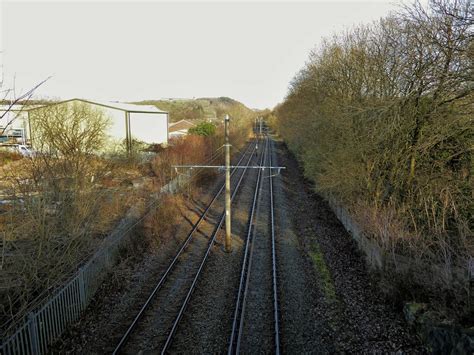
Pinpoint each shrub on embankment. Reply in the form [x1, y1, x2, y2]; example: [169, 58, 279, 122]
[0, 103, 139, 327]
[151, 115, 253, 190]
[274, 0, 473, 313]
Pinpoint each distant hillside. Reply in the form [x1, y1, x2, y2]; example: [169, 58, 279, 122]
[134, 97, 255, 123]
[1, 97, 255, 124]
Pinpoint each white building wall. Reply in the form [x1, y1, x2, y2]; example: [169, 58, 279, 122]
[102, 107, 127, 142]
[129, 112, 168, 145]
[23, 99, 168, 151]
[28, 102, 128, 150]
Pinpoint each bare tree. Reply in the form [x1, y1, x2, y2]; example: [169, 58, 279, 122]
[0, 76, 51, 136]
[0, 101, 124, 324]
[275, 0, 473, 299]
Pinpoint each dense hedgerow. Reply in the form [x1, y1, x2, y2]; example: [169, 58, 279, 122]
[275, 0, 473, 294]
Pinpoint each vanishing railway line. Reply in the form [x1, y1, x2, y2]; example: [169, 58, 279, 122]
[2, 120, 427, 354]
[113, 132, 281, 354]
[113, 138, 259, 354]
[160, 137, 267, 354]
[228, 135, 280, 354]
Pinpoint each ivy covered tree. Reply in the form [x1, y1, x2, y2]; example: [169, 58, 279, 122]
[188, 121, 216, 136]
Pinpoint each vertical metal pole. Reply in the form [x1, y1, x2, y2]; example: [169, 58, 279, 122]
[255, 117, 259, 155]
[125, 111, 130, 154]
[78, 267, 86, 309]
[28, 313, 40, 354]
[225, 114, 232, 252]
[469, 258, 474, 312]
[28, 110, 33, 148]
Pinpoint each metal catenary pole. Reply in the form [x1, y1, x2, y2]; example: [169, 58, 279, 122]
[225, 114, 232, 252]
[171, 116, 284, 253]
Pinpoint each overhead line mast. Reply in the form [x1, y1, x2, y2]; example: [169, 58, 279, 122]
[172, 115, 284, 253]
[224, 114, 232, 252]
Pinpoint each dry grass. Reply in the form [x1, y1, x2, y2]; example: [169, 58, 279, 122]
[141, 194, 185, 248]
[0, 151, 22, 168]
[150, 134, 224, 189]
[0, 154, 145, 326]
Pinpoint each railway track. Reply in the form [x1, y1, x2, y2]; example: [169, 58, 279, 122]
[160, 136, 267, 354]
[113, 138, 259, 354]
[228, 134, 280, 354]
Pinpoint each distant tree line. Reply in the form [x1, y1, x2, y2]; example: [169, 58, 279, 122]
[275, 0, 472, 287]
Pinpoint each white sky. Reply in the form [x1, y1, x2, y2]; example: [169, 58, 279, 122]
[1, 0, 408, 109]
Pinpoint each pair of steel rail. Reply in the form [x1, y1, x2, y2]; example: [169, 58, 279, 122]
[114, 134, 281, 354]
[228, 135, 280, 355]
[113, 138, 258, 354]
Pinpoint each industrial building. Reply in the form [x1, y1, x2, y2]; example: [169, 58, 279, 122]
[0, 104, 31, 145]
[0, 99, 169, 152]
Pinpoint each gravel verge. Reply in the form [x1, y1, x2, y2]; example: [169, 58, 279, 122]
[274, 138, 425, 353]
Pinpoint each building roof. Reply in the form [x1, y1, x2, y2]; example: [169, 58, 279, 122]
[0, 104, 41, 112]
[169, 119, 196, 133]
[86, 100, 167, 113]
[24, 98, 168, 114]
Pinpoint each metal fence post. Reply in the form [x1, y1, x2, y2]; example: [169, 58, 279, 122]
[28, 312, 40, 354]
[105, 248, 110, 267]
[469, 258, 474, 312]
[78, 267, 86, 309]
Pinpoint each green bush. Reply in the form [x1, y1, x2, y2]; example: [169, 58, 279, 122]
[188, 122, 217, 136]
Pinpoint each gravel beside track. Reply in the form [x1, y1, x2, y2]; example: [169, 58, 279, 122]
[270, 138, 337, 353]
[274, 138, 424, 353]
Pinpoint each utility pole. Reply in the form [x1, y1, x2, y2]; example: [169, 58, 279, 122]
[224, 114, 232, 252]
[255, 117, 259, 157]
[171, 114, 285, 254]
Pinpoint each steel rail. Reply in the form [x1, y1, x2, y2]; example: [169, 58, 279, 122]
[227, 135, 268, 355]
[160, 136, 264, 354]
[112, 139, 256, 355]
[228, 134, 280, 354]
[236, 136, 269, 354]
[269, 137, 281, 354]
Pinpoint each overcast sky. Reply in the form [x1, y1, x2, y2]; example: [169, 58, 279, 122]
[2, 0, 408, 109]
